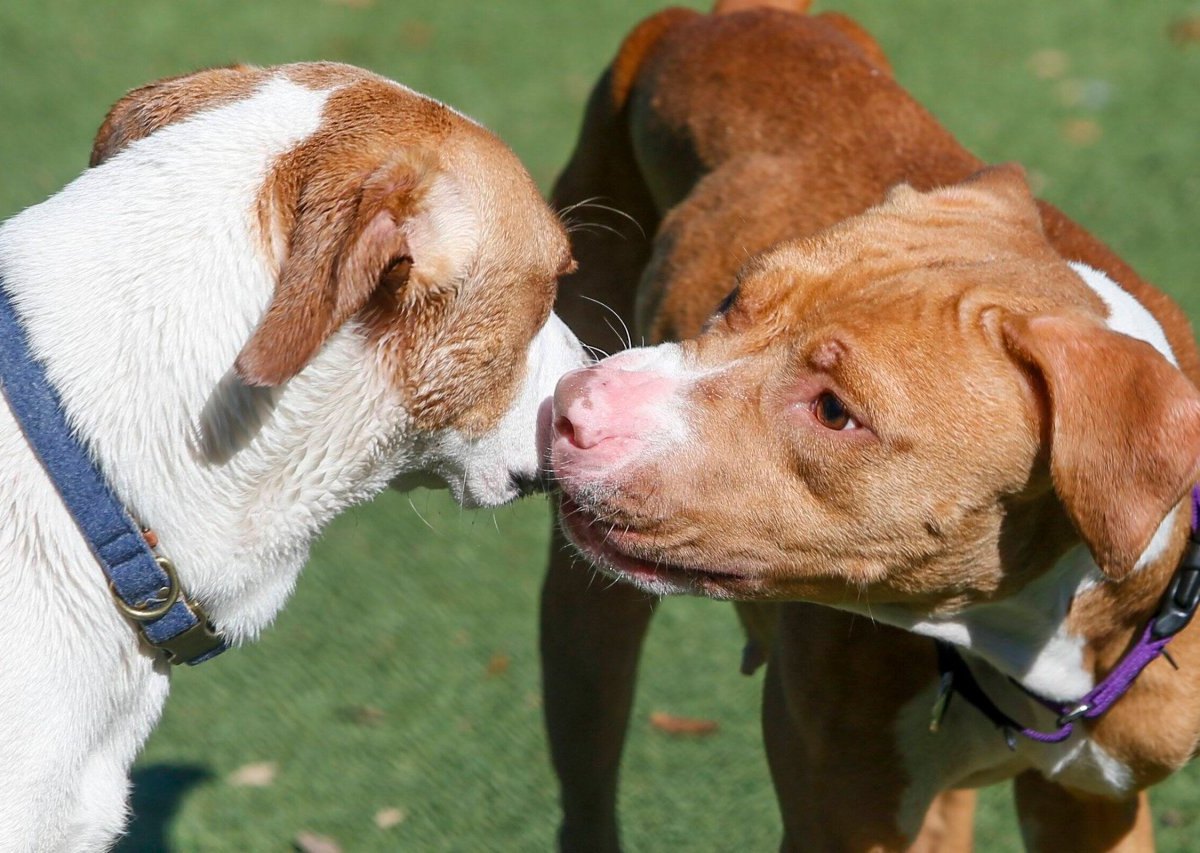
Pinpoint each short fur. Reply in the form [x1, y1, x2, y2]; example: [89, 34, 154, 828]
[541, 6, 1200, 851]
[0, 62, 584, 849]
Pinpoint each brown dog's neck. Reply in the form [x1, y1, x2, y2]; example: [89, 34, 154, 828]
[848, 492, 1193, 707]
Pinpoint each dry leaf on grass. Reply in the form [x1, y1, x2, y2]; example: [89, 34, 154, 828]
[226, 761, 276, 787]
[338, 704, 385, 726]
[1159, 808, 1185, 829]
[486, 652, 510, 677]
[649, 711, 719, 737]
[400, 21, 435, 49]
[375, 807, 407, 829]
[1027, 48, 1068, 79]
[1169, 16, 1200, 46]
[1061, 118, 1102, 146]
[294, 831, 342, 853]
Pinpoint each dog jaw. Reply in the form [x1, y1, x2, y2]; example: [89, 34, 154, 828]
[413, 312, 587, 508]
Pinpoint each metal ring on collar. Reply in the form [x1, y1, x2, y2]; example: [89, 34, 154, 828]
[112, 556, 181, 621]
[1056, 702, 1091, 728]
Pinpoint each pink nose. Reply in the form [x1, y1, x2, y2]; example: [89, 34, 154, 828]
[553, 367, 613, 449]
[551, 362, 677, 475]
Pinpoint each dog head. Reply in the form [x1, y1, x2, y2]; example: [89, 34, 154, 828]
[92, 63, 585, 508]
[550, 165, 1200, 611]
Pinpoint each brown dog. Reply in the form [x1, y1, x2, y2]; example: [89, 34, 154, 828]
[541, 3, 1200, 851]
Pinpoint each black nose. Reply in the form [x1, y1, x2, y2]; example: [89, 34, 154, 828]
[510, 470, 548, 498]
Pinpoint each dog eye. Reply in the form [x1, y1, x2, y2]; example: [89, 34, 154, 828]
[715, 285, 740, 315]
[813, 392, 857, 430]
[380, 255, 412, 293]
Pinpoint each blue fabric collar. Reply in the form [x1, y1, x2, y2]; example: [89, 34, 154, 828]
[0, 277, 225, 665]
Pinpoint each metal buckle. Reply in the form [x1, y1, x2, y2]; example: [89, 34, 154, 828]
[1056, 703, 1090, 728]
[111, 556, 181, 621]
[1151, 543, 1200, 640]
[929, 671, 954, 733]
[109, 552, 225, 665]
[151, 613, 224, 666]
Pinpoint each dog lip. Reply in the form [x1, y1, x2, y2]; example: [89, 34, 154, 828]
[557, 493, 750, 587]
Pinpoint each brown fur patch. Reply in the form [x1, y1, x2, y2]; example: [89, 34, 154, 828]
[95, 61, 570, 435]
[545, 5, 1200, 842]
[91, 65, 267, 166]
[246, 66, 568, 432]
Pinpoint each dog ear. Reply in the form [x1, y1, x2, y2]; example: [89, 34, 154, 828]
[91, 65, 263, 167]
[1003, 312, 1200, 578]
[234, 153, 458, 387]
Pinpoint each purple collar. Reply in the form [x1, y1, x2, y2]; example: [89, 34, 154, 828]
[932, 486, 1200, 748]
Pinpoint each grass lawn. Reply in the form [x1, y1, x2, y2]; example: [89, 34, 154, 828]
[2, 0, 1199, 849]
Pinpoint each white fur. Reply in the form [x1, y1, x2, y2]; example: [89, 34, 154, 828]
[0, 73, 582, 849]
[424, 312, 585, 507]
[598, 342, 716, 454]
[852, 546, 1100, 702]
[1070, 261, 1178, 366]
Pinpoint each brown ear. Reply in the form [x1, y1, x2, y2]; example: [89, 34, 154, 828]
[1003, 312, 1200, 577]
[234, 156, 434, 387]
[91, 65, 264, 167]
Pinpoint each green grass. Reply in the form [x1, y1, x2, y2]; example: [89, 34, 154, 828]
[2, 0, 1199, 849]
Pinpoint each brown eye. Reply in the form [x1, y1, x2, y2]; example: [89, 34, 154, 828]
[813, 392, 856, 430]
[380, 255, 412, 295]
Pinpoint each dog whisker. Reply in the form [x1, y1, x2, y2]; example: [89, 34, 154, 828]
[579, 295, 634, 350]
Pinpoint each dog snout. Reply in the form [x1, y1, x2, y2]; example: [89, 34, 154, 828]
[550, 363, 680, 477]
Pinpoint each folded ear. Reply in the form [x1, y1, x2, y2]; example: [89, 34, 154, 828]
[1003, 312, 1200, 578]
[235, 155, 439, 387]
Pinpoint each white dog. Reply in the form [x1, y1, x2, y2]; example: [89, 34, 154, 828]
[0, 62, 583, 850]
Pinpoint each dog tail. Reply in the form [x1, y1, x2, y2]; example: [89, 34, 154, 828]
[712, 0, 812, 15]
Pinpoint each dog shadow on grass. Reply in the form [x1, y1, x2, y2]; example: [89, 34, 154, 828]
[114, 763, 213, 852]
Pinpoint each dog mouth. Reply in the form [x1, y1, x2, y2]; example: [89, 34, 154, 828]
[556, 492, 755, 598]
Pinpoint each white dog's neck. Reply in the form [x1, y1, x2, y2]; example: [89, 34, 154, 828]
[0, 77, 413, 643]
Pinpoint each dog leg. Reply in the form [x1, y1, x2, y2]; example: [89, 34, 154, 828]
[1014, 770, 1154, 852]
[62, 752, 134, 853]
[763, 603, 972, 851]
[907, 789, 976, 853]
[540, 526, 658, 852]
[541, 14, 686, 852]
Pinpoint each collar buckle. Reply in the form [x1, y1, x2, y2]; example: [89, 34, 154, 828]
[1151, 542, 1200, 640]
[1056, 702, 1091, 728]
[150, 613, 225, 666]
